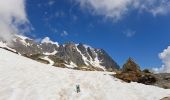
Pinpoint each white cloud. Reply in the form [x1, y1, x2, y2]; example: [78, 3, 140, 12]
[76, 0, 170, 21]
[137, 0, 170, 16]
[61, 31, 69, 37]
[123, 29, 136, 37]
[77, 0, 133, 21]
[48, 0, 55, 6]
[0, 0, 30, 43]
[153, 46, 170, 73]
[150, 4, 170, 16]
[41, 37, 59, 46]
[152, 66, 165, 73]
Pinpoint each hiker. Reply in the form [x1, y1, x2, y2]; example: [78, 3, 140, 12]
[76, 84, 80, 93]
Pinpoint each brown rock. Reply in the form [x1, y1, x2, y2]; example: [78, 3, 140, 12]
[122, 58, 141, 73]
[114, 58, 157, 85]
[154, 73, 170, 89]
[160, 97, 170, 100]
[138, 74, 157, 85]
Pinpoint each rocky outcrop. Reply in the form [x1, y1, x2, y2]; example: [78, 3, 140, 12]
[115, 59, 170, 89]
[137, 73, 157, 85]
[114, 58, 157, 85]
[115, 58, 140, 82]
[153, 73, 170, 89]
[96, 49, 119, 70]
[122, 58, 141, 73]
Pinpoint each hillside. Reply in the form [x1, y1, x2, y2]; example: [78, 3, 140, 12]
[0, 48, 170, 100]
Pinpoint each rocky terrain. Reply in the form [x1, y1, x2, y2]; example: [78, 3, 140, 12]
[114, 58, 157, 84]
[1, 35, 170, 89]
[114, 58, 170, 89]
[154, 73, 170, 89]
[1, 35, 119, 71]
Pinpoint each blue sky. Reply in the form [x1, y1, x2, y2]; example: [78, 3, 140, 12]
[25, 0, 170, 69]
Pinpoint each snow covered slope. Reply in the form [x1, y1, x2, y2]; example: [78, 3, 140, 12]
[0, 48, 170, 100]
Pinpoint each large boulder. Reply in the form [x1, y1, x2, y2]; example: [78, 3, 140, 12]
[138, 73, 157, 85]
[153, 73, 170, 89]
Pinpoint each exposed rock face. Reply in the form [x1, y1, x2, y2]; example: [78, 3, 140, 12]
[153, 73, 170, 89]
[11, 38, 43, 55]
[114, 58, 157, 85]
[40, 43, 58, 53]
[1, 35, 119, 71]
[122, 58, 141, 73]
[55, 42, 86, 67]
[96, 49, 119, 70]
[115, 60, 170, 89]
[137, 73, 157, 85]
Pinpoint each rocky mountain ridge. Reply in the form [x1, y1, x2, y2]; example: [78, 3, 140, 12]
[0, 35, 119, 71]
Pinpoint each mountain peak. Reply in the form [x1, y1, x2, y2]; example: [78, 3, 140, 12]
[0, 34, 119, 71]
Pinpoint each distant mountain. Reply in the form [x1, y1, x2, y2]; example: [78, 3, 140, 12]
[0, 34, 119, 71]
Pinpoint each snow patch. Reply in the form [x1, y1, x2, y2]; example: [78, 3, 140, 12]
[65, 62, 78, 68]
[15, 34, 30, 40]
[83, 44, 94, 50]
[75, 45, 105, 70]
[14, 35, 31, 46]
[0, 41, 8, 47]
[41, 56, 54, 66]
[76, 46, 90, 66]
[92, 55, 105, 70]
[43, 50, 58, 55]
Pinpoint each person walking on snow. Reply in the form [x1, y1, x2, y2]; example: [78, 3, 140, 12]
[76, 84, 80, 93]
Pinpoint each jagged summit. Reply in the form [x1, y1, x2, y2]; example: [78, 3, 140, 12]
[0, 34, 119, 71]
